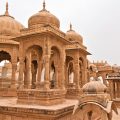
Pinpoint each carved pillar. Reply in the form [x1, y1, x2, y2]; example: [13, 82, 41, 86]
[36, 60, 42, 89]
[113, 81, 116, 99]
[31, 62, 37, 89]
[26, 54, 31, 89]
[74, 55, 80, 89]
[60, 50, 66, 90]
[11, 63, 17, 88]
[84, 60, 88, 85]
[118, 82, 120, 98]
[109, 80, 114, 99]
[65, 64, 68, 88]
[18, 42, 24, 89]
[82, 68, 86, 86]
[24, 59, 27, 88]
[11, 46, 18, 89]
[55, 65, 58, 89]
[44, 55, 50, 90]
[116, 81, 119, 98]
[19, 58, 24, 89]
[57, 66, 61, 88]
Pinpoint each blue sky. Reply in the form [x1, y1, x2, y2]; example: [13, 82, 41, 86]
[0, 0, 120, 65]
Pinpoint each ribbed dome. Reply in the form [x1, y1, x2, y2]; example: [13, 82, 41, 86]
[66, 24, 83, 44]
[28, 2, 60, 28]
[0, 3, 24, 36]
[0, 15, 24, 36]
[82, 80, 107, 94]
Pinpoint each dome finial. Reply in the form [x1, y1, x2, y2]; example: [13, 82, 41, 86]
[5, 1, 9, 16]
[43, 0, 46, 10]
[70, 23, 72, 31]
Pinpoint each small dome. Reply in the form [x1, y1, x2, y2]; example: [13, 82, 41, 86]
[82, 80, 107, 94]
[0, 16, 24, 36]
[89, 63, 96, 68]
[28, 2, 60, 28]
[104, 63, 111, 67]
[112, 64, 119, 68]
[0, 3, 24, 36]
[66, 24, 83, 44]
[89, 63, 97, 72]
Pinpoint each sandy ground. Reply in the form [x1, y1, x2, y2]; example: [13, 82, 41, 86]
[112, 108, 120, 120]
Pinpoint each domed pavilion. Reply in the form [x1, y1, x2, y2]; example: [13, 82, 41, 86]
[0, 2, 24, 96]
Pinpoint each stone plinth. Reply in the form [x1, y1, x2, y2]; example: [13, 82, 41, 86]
[0, 88, 17, 97]
[66, 86, 82, 99]
[17, 89, 66, 105]
[113, 98, 120, 108]
[0, 78, 11, 88]
[0, 97, 79, 120]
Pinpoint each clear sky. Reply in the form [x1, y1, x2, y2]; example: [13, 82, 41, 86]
[0, 0, 120, 65]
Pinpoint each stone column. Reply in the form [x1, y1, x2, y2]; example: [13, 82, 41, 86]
[18, 42, 24, 89]
[36, 60, 42, 89]
[55, 65, 59, 89]
[118, 82, 120, 98]
[74, 55, 80, 89]
[81, 63, 86, 86]
[11, 62, 17, 88]
[113, 81, 116, 99]
[116, 81, 119, 98]
[57, 66, 61, 88]
[18, 58, 24, 89]
[44, 55, 50, 90]
[31, 62, 37, 89]
[24, 58, 27, 88]
[84, 68, 88, 85]
[65, 64, 68, 88]
[60, 51, 66, 90]
[26, 54, 31, 89]
[109, 80, 114, 99]
[80, 58, 87, 87]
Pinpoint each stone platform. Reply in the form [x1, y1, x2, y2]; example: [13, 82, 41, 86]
[0, 97, 78, 120]
[17, 89, 66, 105]
[0, 88, 17, 97]
[113, 98, 120, 108]
[66, 88, 82, 99]
[0, 97, 119, 120]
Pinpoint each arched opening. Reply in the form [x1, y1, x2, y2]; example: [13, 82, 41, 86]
[78, 103, 109, 120]
[0, 51, 12, 88]
[24, 45, 43, 89]
[66, 56, 74, 87]
[50, 46, 60, 89]
[68, 62, 74, 84]
[0, 51, 11, 62]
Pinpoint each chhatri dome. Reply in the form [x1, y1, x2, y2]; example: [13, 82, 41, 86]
[28, 1, 60, 28]
[82, 78, 107, 94]
[0, 2, 24, 36]
[66, 23, 83, 44]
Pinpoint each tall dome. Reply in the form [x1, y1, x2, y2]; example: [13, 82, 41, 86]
[0, 3, 24, 36]
[66, 24, 83, 44]
[28, 1, 60, 29]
